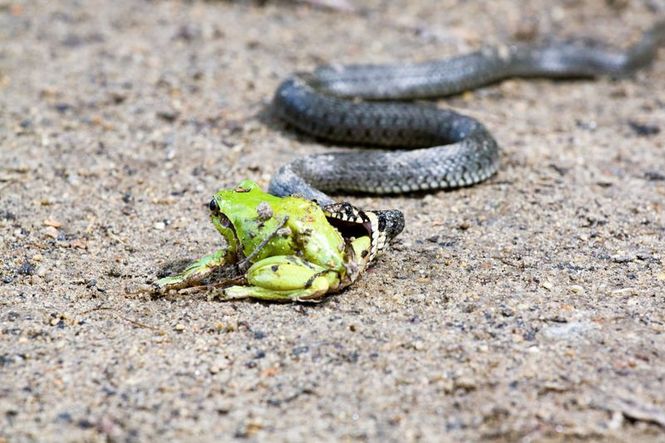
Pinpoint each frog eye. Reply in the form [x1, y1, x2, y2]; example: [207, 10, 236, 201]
[209, 198, 219, 213]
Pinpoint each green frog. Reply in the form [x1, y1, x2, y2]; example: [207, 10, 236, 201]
[155, 180, 404, 301]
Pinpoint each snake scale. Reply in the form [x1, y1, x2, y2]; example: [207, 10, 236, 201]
[268, 21, 665, 246]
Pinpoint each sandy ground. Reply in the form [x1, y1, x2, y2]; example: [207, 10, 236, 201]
[1, 0, 665, 441]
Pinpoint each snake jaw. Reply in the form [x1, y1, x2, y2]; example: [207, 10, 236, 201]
[323, 202, 404, 262]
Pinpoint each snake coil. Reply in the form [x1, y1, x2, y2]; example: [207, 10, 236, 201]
[268, 21, 665, 244]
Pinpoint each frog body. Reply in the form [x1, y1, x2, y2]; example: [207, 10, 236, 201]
[212, 180, 346, 272]
[155, 180, 399, 301]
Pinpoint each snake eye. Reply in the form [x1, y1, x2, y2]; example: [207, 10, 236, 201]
[209, 198, 219, 213]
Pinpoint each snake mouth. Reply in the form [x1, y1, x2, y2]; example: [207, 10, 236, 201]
[324, 202, 373, 240]
[326, 215, 372, 241]
[324, 202, 404, 260]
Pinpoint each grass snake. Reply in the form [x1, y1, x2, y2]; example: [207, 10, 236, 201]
[269, 21, 665, 244]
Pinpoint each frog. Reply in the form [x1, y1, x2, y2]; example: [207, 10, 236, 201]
[155, 180, 404, 301]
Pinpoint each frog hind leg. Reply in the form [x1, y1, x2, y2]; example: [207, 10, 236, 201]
[222, 282, 328, 302]
[220, 255, 340, 302]
[155, 249, 232, 291]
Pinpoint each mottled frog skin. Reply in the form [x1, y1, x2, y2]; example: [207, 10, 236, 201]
[155, 180, 377, 301]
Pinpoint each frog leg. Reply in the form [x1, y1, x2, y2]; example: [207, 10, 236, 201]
[155, 248, 234, 291]
[220, 255, 341, 302]
[341, 236, 372, 287]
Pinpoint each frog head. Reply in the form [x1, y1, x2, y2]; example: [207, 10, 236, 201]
[207, 180, 300, 263]
[207, 180, 262, 261]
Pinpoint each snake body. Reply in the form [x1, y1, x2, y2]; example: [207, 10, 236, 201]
[268, 21, 665, 245]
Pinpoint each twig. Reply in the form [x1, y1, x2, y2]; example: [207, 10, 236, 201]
[236, 215, 289, 271]
[77, 303, 164, 332]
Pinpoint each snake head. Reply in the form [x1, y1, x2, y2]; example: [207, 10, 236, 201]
[323, 202, 404, 262]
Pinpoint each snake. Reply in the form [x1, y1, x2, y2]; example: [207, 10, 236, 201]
[268, 20, 665, 250]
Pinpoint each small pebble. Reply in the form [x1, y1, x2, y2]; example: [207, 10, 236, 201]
[568, 285, 585, 295]
[611, 254, 635, 263]
[611, 288, 638, 297]
[628, 120, 660, 137]
[645, 171, 665, 181]
[43, 226, 59, 239]
[18, 261, 36, 275]
[256, 202, 273, 221]
[43, 218, 62, 228]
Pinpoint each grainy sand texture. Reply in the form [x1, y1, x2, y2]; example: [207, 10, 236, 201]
[1, 0, 665, 441]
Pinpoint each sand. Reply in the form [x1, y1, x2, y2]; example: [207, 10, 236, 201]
[1, 0, 665, 441]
